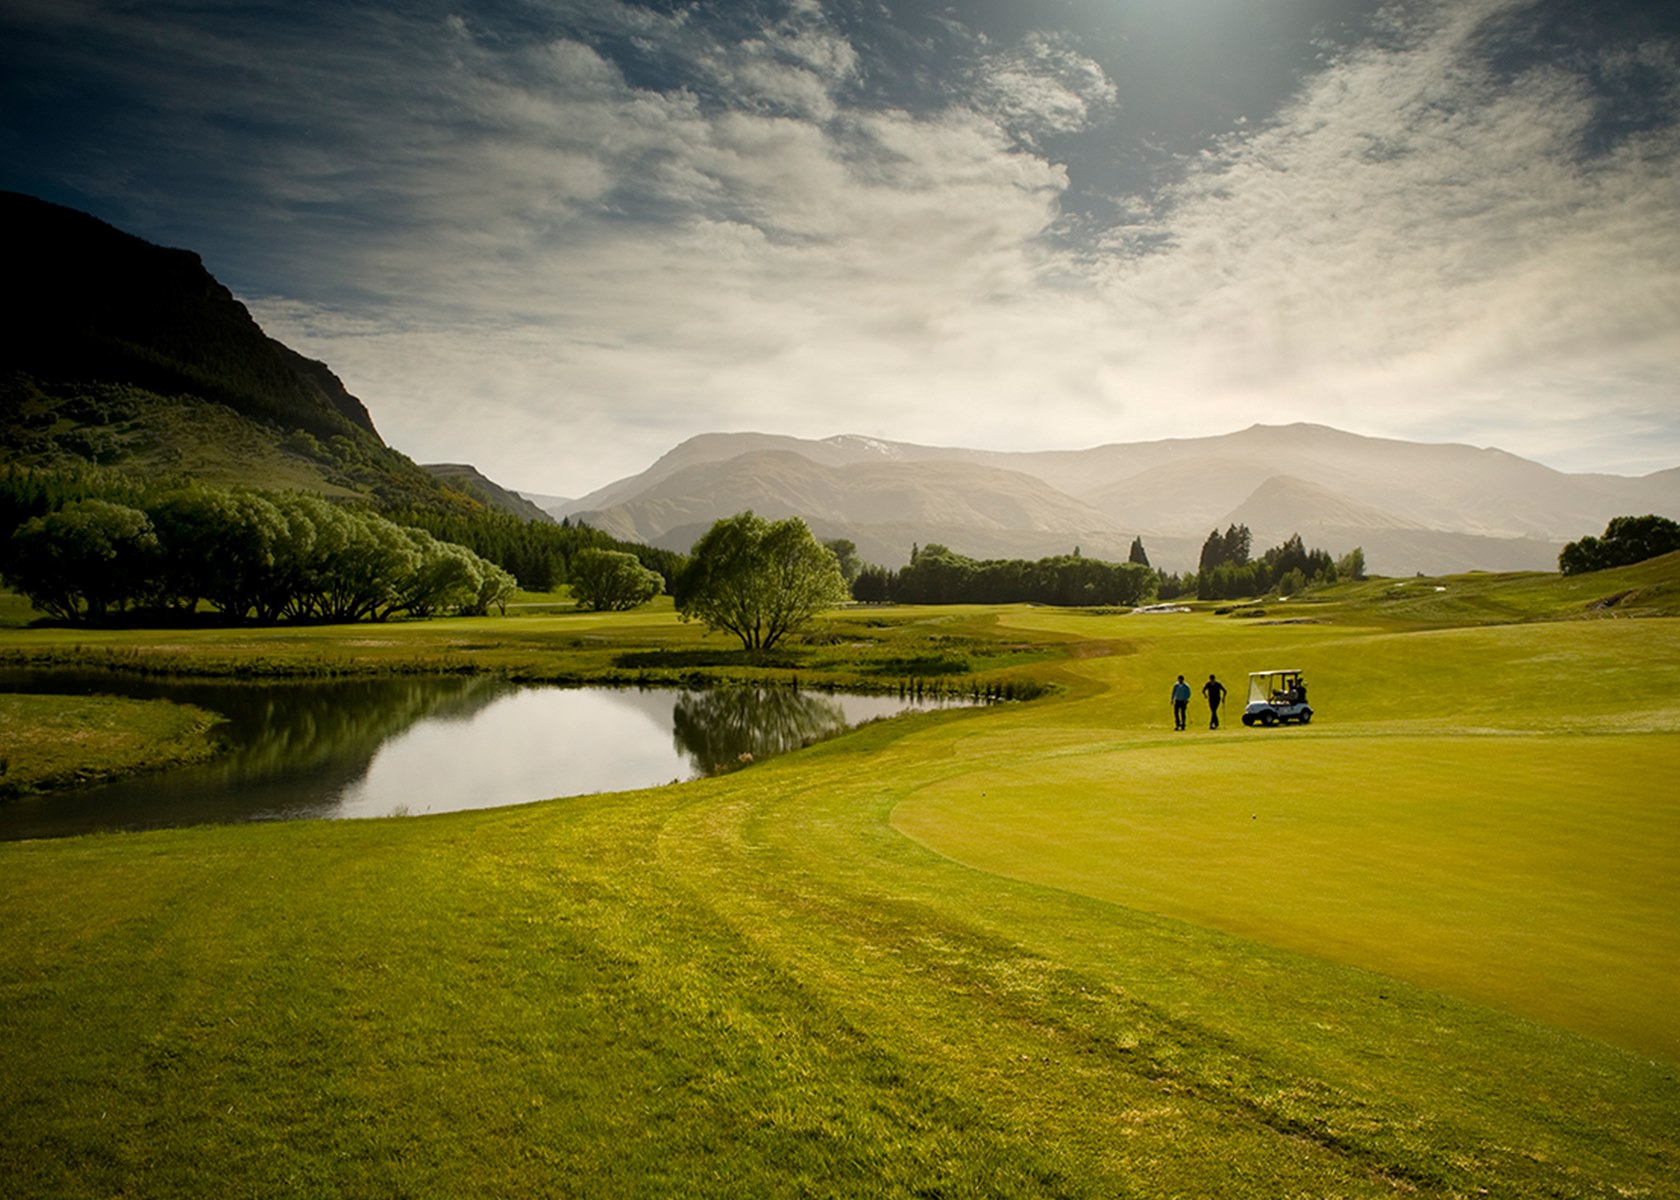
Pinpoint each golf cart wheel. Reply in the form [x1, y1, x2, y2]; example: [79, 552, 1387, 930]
[1241, 714, 1255, 727]
[1298, 709, 1312, 724]
[1260, 710, 1278, 727]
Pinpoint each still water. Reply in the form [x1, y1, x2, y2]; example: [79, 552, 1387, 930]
[0, 670, 977, 841]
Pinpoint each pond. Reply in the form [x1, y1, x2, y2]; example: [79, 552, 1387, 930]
[0, 670, 981, 841]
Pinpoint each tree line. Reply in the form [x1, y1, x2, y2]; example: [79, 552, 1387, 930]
[850, 545, 1157, 607]
[0, 467, 697, 625]
[3, 483, 518, 625]
[1185, 524, 1363, 600]
[395, 506, 685, 594]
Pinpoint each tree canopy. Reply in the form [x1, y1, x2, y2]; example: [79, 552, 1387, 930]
[569, 548, 664, 611]
[1193, 528, 1343, 600]
[876, 544, 1155, 607]
[3, 479, 516, 625]
[1559, 515, 1680, 575]
[673, 513, 848, 651]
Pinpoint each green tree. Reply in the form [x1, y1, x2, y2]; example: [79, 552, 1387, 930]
[5, 498, 158, 622]
[1128, 536, 1150, 567]
[148, 486, 289, 620]
[468, 561, 518, 616]
[1336, 546, 1367, 581]
[851, 564, 893, 604]
[1198, 524, 1252, 578]
[823, 538, 861, 584]
[569, 548, 664, 611]
[1559, 515, 1680, 575]
[397, 529, 486, 618]
[674, 513, 848, 651]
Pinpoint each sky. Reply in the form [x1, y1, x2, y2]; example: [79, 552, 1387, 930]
[4, 0, 1679, 496]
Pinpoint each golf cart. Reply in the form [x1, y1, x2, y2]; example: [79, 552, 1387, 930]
[1241, 669, 1313, 727]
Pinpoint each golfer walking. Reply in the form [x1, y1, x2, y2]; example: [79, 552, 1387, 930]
[1202, 673, 1226, 729]
[1171, 674, 1191, 730]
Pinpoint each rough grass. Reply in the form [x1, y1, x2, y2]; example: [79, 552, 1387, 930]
[0, 693, 223, 797]
[2, 564, 1678, 1197]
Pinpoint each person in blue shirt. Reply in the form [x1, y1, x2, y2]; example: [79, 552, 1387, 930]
[1171, 674, 1191, 730]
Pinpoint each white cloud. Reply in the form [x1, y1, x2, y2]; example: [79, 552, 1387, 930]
[1085, 0, 1680, 466]
[972, 32, 1119, 143]
[64, 0, 1671, 490]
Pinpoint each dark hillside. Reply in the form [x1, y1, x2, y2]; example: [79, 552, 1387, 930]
[2, 191, 375, 443]
[0, 192, 517, 514]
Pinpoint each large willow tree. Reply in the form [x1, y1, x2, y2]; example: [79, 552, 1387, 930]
[673, 512, 848, 651]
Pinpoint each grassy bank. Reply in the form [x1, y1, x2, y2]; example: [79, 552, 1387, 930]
[2, 561, 1678, 1197]
[0, 693, 223, 797]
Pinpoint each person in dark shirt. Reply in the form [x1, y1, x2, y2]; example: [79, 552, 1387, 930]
[1202, 674, 1226, 729]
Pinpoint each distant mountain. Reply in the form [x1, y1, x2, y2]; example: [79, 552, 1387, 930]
[568, 427, 1680, 576]
[576, 448, 1135, 567]
[0, 191, 514, 516]
[519, 491, 573, 517]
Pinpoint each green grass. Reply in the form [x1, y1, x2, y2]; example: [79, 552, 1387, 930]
[2, 566, 1678, 1197]
[0, 693, 224, 796]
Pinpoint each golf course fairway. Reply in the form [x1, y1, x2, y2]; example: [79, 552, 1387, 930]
[2, 572, 1677, 1198]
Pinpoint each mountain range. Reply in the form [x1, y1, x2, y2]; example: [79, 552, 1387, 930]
[4, 190, 1674, 577]
[554, 428, 1680, 576]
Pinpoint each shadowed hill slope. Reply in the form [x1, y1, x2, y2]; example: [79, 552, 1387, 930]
[0, 192, 530, 518]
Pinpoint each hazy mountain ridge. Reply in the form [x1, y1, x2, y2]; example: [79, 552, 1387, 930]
[563, 427, 1680, 575]
[573, 450, 1138, 567]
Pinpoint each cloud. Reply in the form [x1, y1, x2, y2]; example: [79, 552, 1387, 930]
[1087, 0, 1680, 467]
[11, 0, 1676, 488]
[969, 32, 1119, 145]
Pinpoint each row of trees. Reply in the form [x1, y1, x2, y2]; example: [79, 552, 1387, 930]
[4, 485, 516, 624]
[396, 506, 685, 593]
[851, 545, 1156, 607]
[1558, 515, 1680, 575]
[1190, 524, 1359, 600]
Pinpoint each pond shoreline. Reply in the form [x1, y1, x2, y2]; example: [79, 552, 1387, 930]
[0, 692, 228, 801]
[0, 669, 992, 840]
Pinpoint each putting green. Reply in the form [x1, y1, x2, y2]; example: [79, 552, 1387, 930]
[894, 610, 1680, 1061]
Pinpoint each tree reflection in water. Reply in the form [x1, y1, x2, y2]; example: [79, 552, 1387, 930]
[0, 673, 971, 840]
[671, 687, 852, 775]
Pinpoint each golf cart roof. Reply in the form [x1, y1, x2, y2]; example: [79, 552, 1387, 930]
[1248, 668, 1303, 678]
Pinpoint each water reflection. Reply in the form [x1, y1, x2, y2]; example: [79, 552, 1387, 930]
[0, 671, 976, 840]
[672, 687, 852, 773]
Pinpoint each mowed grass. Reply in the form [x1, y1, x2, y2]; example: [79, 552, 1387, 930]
[893, 606, 1680, 1059]
[2, 564, 1679, 1197]
[895, 733, 1678, 1058]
